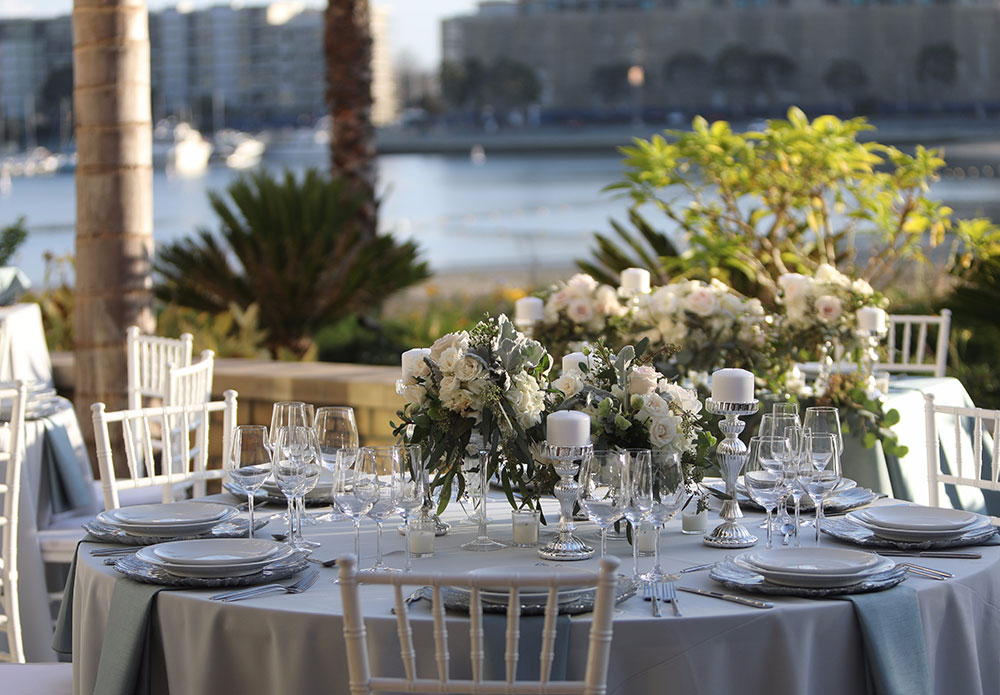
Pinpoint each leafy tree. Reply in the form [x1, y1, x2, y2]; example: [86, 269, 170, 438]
[154, 169, 429, 358]
[0, 217, 27, 266]
[824, 59, 868, 112]
[581, 108, 1000, 305]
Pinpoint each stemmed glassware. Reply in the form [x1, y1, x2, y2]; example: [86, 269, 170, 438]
[360, 445, 403, 571]
[622, 449, 653, 580]
[772, 402, 799, 419]
[397, 444, 428, 571]
[579, 450, 626, 559]
[461, 448, 505, 551]
[226, 425, 271, 539]
[745, 436, 784, 549]
[270, 402, 319, 530]
[313, 406, 359, 523]
[640, 450, 687, 583]
[333, 444, 378, 566]
[803, 406, 843, 458]
[801, 432, 841, 545]
[272, 424, 322, 552]
[781, 424, 807, 544]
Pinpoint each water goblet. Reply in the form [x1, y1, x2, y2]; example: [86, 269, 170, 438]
[226, 425, 271, 539]
[640, 450, 687, 584]
[361, 445, 404, 571]
[802, 432, 841, 545]
[745, 436, 784, 549]
[772, 402, 799, 418]
[333, 447, 378, 567]
[622, 449, 652, 580]
[273, 425, 322, 552]
[803, 406, 843, 458]
[313, 406, 358, 522]
[579, 450, 627, 559]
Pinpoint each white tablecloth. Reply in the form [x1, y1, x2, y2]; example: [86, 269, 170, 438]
[0, 303, 53, 386]
[70, 496, 1000, 695]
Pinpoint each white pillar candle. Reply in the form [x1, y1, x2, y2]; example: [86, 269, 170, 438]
[620, 267, 651, 294]
[546, 410, 590, 447]
[856, 306, 887, 333]
[514, 296, 545, 324]
[562, 351, 589, 373]
[401, 348, 430, 377]
[711, 368, 755, 403]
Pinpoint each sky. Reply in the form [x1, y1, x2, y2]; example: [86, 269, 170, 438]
[0, 0, 479, 68]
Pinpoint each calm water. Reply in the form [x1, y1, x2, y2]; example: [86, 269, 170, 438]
[3, 151, 1000, 287]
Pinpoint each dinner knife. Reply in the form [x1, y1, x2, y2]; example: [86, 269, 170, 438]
[676, 586, 773, 609]
[877, 550, 981, 559]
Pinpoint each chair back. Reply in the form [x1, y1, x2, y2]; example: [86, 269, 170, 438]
[0, 320, 11, 383]
[924, 392, 1000, 522]
[166, 350, 214, 408]
[338, 554, 619, 695]
[885, 310, 951, 378]
[126, 326, 194, 410]
[91, 390, 237, 510]
[0, 382, 27, 663]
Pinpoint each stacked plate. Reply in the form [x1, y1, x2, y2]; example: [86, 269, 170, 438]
[96, 502, 238, 537]
[257, 470, 336, 502]
[135, 538, 293, 578]
[461, 565, 596, 607]
[846, 505, 989, 542]
[733, 547, 895, 588]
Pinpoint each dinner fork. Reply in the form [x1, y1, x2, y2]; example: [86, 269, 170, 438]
[656, 582, 682, 617]
[641, 583, 661, 617]
[210, 568, 320, 602]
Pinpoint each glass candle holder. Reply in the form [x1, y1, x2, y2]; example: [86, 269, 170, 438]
[682, 507, 708, 535]
[408, 518, 436, 558]
[510, 509, 540, 547]
[636, 521, 656, 557]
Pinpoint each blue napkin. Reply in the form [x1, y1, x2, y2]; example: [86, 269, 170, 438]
[41, 417, 93, 513]
[482, 612, 570, 682]
[836, 586, 931, 695]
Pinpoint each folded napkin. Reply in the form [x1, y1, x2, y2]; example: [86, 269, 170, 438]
[482, 612, 571, 682]
[42, 418, 94, 514]
[835, 586, 931, 695]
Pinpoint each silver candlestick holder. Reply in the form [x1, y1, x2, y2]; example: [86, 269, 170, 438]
[537, 442, 595, 561]
[703, 398, 760, 549]
[857, 327, 888, 399]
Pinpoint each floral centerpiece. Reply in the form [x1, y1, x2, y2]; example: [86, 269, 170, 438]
[629, 278, 772, 378]
[393, 314, 550, 510]
[536, 273, 630, 360]
[552, 340, 715, 492]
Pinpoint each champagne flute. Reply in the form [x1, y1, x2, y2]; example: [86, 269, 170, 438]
[641, 450, 687, 583]
[272, 425, 321, 552]
[226, 425, 271, 539]
[397, 445, 428, 571]
[579, 450, 626, 559]
[623, 449, 653, 580]
[333, 446, 377, 566]
[361, 445, 403, 571]
[802, 432, 841, 545]
[313, 406, 358, 523]
[745, 436, 784, 549]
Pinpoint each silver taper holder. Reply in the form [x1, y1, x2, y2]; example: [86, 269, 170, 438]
[703, 398, 760, 549]
[537, 442, 595, 561]
[857, 328, 887, 399]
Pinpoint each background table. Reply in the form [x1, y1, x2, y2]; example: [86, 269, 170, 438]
[0, 303, 54, 386]
[70, 496, 1000, 695]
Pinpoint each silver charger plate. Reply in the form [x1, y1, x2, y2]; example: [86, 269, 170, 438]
[822, 517, 999, 549]
[710, 558, 908, 597]
[113, 551, 309, 587]
[223, 481, 334, 507]
[703, 481, 878, 513]
[416, 575, 637, 616]
[83, 516, 269, 546]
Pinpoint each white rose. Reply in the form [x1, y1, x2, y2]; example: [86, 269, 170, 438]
[553, 370, 585, 399]
[454, 355, 485, 382]
[430, 331, 469, 361]
[399, 383, 426, 406]
[408, 357, 431, 380]
[565, 273, 599, 297]
[851, 278, 875, 297]
[650, 286, 679, 317]
[439, 375, 460, 395]
[745, 298, 765, 316]
[814, 295, 843, 324]
[719, 292, 743, 314]
[658, 317, 688, 343]
[637, 392, 669, 419]
[508, 373, 544, 428]
[647, 411, 681, 450]
[438, 346, 465, 374]
[593, 285, 623, 317]
[682, 286, 719, 317]
[778, 273, 810, 302]
[566, 298, 596, 324]
[629, 365, 661, 396]
[659, 382, 702, 415]
[546, 288, 570, 313]
[442, 387, 481, 418]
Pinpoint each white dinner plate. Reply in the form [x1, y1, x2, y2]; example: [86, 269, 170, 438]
[467, 565, 596, 598]
[744, 547, 881, 575]
[261, 470, 335, 498]
[137, 543, 294, 578]
[856, 505, 980, 532]
[98, 505, 239, 536]
[734, 553, 895, 588]
[110, 502, 232, 526]
[845, 510, 989, 542]
[151, 538, 284, 566]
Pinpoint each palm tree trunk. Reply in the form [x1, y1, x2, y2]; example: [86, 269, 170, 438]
[325, 0, 377, 237]
[72, 0, 155, 440]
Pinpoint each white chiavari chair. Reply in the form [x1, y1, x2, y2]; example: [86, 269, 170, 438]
[92, 390, 238, 510]
[0, 383, 27, 663]
[338, 554, 620, 695]
[163, 350, 215, 466]
[925, 392, 1000, 522]
[126, 326, 194, 411]
[886, 310, 951, 378]
[0, 320, 11, 383]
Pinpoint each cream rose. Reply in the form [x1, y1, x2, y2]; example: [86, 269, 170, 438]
[553, 370, 585, 399]
[629, 365, 661, 396]
[778, 273, 810, 302]
[682, 286, 719, 317]
[454, 355, 485, 382]
[815, 294, 843, 324]
[648, 411, 682, 450]
[566, 298, 596, 324]
[430, 331, 469, 361]
[399, 383, 427, 407]
[565, 273, 599, 297]
[438, 346, 465, 374]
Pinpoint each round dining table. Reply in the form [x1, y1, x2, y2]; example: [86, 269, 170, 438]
[69, 494, 1000, 695]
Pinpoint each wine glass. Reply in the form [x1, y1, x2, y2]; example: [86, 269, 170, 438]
[333, 445, 378, 566]
[579, 450, 626, 559]
[745, 436, 784, 549]
[641, 450, 687, 583]
[801, 432, 841, 545]
[780, 424, 806, 543]
[623, 449, 653, 580]
[271, 402, 320, 528]
[772, 402, 799, 419]
[803, 406, 843, 457]
[313, 406, 359, 522]
[758, 412, 799, 438]
[272, 425, 321, 552]
[360, 445, 403, 571]
[397, 444, 428, 571]
[226, 425, 271, 539]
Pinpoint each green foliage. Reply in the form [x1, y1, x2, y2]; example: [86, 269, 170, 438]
[0, 217, 28, 267]
[154, 168, 429, 359]
[583, 108, 1000, 308]
[157, 303, 272, 359]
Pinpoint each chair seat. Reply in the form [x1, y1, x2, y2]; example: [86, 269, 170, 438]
[0, 663, 72, 694]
